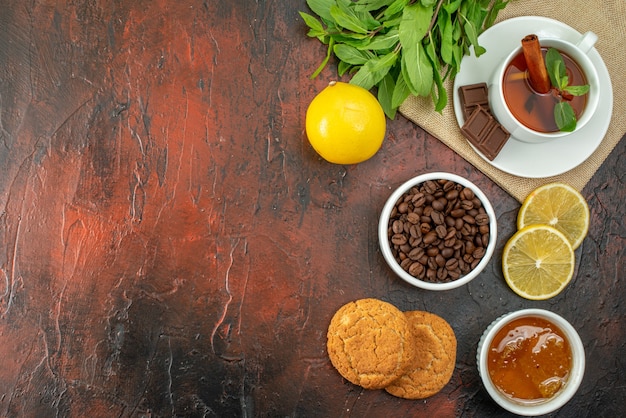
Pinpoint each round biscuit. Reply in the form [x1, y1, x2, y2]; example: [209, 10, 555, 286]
[326, 298, 416, 389]
[385, 311, 457, 399]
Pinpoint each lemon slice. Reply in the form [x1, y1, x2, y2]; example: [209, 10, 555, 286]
[502, 225, 575, 300]
[517, 182, 590, 250]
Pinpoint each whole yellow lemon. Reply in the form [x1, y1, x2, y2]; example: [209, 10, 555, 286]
[305, 81, 386, 165]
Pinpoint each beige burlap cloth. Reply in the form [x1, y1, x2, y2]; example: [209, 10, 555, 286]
[399, 0, 626, 202]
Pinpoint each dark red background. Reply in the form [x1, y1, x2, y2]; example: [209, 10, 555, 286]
[1, 1, 624, 416]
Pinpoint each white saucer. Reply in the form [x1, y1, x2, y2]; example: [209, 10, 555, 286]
[453, 16, 613, 178]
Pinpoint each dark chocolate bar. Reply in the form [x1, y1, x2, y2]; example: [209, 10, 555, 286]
[459, 83, 490, 119]
[461, 105, 510, 161]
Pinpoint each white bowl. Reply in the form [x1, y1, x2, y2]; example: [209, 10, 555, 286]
[378, 172, 497, 290]
[477, 309, 586, 416]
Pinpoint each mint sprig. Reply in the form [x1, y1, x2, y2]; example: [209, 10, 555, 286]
[545, 48, 590, 132]
[300, 0, 510, 119]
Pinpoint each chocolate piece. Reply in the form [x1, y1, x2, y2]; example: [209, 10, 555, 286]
[461, 106, 510, 161]
[459, 83, 490, 119]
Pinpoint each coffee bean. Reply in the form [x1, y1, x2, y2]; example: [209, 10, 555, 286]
[459, 260, 471, 274]
[391, 234, 407, 246]
[441, 247, 454, 258]
[444, 237, 456, 248]
[482, 233, 490, 247]
[449, 268, 461, 279]
[400, 258, 412, 270]
[461, 223, 473, 236]
[409, 237, 421, 247]
[400, 244, 412, 254]
[408, 247, 425, 260]
[427, 256, 438, 270]
[423, 231, 438, 245]
[445, 258, 459, 270]
[431, 210, 445, 225]
[432, 199, 445, 212]
[443, 180, 455, 192]
[424, 180, 438, 194]
[435, 225, 447, 239]
[475, 213, 489, 226]
[461, 187, 475, 200]
[406, 212, 420, 225]
[451, 208, 466, 218]
[392, 220, 404, 234]
[461, 199, 474, 210]
[409, 262, 424, 277]
[445, 189, 459, 201]
[463, 214, 476, 225]
[473, 247, 486, 259]
[412, 192, 426, 207]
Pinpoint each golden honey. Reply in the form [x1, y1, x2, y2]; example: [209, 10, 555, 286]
[487, 316, 572, 403]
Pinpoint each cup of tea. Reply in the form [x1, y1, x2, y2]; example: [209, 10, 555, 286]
[488, 31, 600, 143]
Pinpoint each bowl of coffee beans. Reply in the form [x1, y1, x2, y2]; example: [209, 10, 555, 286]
[378, 172, 497, 290]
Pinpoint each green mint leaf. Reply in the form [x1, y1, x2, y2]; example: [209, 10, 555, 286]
[359, 29, 400, 51]
[399, 3, 433, 46]
[337, 60, 352, 76]
[424, 35, 446, 112]
[378, 72, 397, 119]
[330, 2, 370, 34]
[485, 0, 510, 28]
[299, 12, 326, 37]
[401, 42, 433, 97]
[305, 0, 334, 23]
[545, 48, 568, 89]
[439, 11, 454, 65]
[460, 14, 485, 56]
[554, 102, 577, 132]
[333, 44, 374, 65]
[355, 9, 382, 31]
[329, 31, 371, 48]
[421, 0, 438, 6]
[354, 0, 396, 13]
[383, 0, 410, 20]
[443, 0, 462, 15]
[391, 70, 411, 109]
[564, 84, 590, 96]
[350, 51, 398, 90]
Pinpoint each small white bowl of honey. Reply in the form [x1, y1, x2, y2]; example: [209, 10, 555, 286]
[477, 309, 585, 416]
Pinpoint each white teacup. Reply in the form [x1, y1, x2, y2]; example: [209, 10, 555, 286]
[489, 31, 600, 143]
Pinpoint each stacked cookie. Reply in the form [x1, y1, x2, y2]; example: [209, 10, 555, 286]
[326, 298, 456, 399]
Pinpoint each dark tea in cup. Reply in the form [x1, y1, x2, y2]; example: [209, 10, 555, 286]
[502, 48, 587, 133]
[488, 32, 599, 143]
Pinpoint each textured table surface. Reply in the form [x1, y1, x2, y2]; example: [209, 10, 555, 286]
[0, 1, 624, 417]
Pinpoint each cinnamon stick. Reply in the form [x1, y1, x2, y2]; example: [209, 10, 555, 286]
[521, 34, 551, 94]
